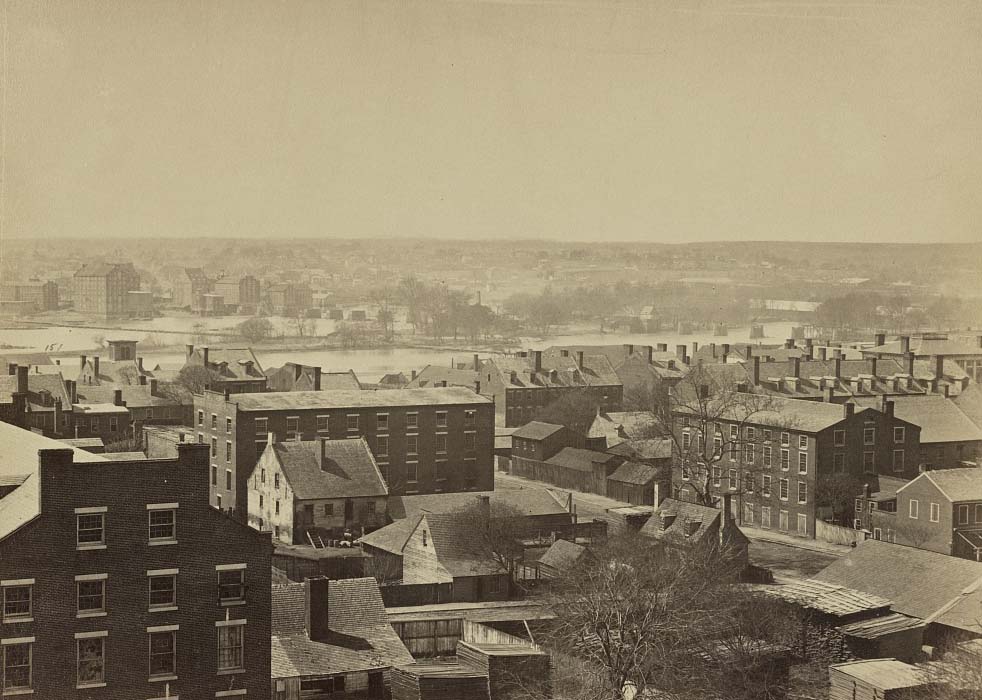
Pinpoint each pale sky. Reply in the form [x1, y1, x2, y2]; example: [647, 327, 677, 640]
[2, 0, 981, 243]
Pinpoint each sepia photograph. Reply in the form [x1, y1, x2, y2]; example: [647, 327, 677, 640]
[0, 1, 981, 698]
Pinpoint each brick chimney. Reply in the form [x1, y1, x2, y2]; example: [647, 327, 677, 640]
[834, 358, 842, 379]
[905, 352, 915, 376]
[149, 378, 158, 397]
[16, 365, 28, 395]
[868, 358, 877, 377]
[751, 356, 761, 386]
[202, 347, 210, 367]
[473, 354, 480, 371]
[744, 346, 753, 361]
[823, 386, 834, 403]
[691, 341, 699, 357]
[7, 362, 16, 376]
[93, 356, 100, 378]
[624, 344, 635, 357]
[411, 369, 417, 380]
[881, 397, 894, 417]
[113, 389, 124, 406]
[186, 344, 194, 359]
[667, 360, 676, 370]
[575, 351, 584, 369]
[65, 379, 77, 404]
[54, 398, 63, 434]
[305, 577, 331, 641]
[875, 333, 886, 347]
[676, 345, 688, 364]
[313, 367, 322, 391]
[844, 403, 855, 418]
[900, 336, 910, 355]
[785, 338, 795, 350]
[710, 343, 717, 359]
[791, 357, 801, 378]
[818, 347, 827, 361]
[645, 346, 654, 364]
[935, 355, 945, 381]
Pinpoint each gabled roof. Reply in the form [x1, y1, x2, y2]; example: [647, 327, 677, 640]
[188, 347, 265, 381]
[271, 579, 413, 679]
[587, 411, 659, 443]
[75, 384, 186, 408]
[356, 515, 419, 555]
[405, 365, 479, 390]
[606, 438, 673, 461]
[606, 460, 661, 486]
[545, 447, 620, 472]
[954, 383, 982, 430]
[511, 421, 565, 441]
[905, 469, 982, 503]
[639, 498, 750, 550]
[674, 393, 852, 433]
[79, 357, 154, 386]
[829, 659, 929, 690]
[320, 371, 363, 391]
[0, 422, 107, 541]
[813, 539, 982, 633]
[0, 372, 71, 406]
[886, 396, 982, 444]
[387, 487, 568, 521]
[419, 512, 507, 578]
[537, 539, 587, 576]
[266, 438, 388, 501]
[865, 335, 982, 357]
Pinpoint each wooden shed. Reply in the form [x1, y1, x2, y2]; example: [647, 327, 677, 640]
[829, 659, 941, 700]
[390, 662, 490, 700]
[456, 641, 551, 700]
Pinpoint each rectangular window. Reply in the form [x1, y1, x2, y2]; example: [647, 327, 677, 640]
[833, 453, 845, 473]
[436, 434, 448, 454]
[197, 433, 203, 444]
[864, 426, 876, 445]
[77, 635, 106, 687]
[407, 435, 418, 455]
[407, 462, 419, 482]
[148, 630, 176, 678]
[746, 427, 755, 440]
[317, 415, 329, 432]
[779, 478, 789, 501]
[346, 414, 359, 431]
[226, 441, 232, 462]
[211, 465, 217, 486]
[834, 430, 846, 447]
[226, 470, 232, 491]
[894, 427, 905, 443]
[274, 473, 280, 489]
[893, 450, 905, 473]
[729, 425, 738, 440]
[909, 499, 919, 519]
[376, 436, 389, 458]
[464, 433, 476, 452]
[209, 413, 216, 430]
[743, 471, 753, 493]
[3, 641, 32, 692]
[682, 432, 691, 450]
[763, 446, 772, 468]
[797, 513, 808, 536]
[930, 502, 940, 523]
[465, 410, 476, 427]
[255, 417, 268, 436]
[743, 503, 754, 524]
[781, 431, 790, 446]
[211, 437, 217, 457]
[436, 411, 448, 428]
[407, 413, 418, 429]
[779, 510, 789, 531]
[109, 416, 118, 432]
[797, 481, 807, 504]
[745, 443, 754, 464]
[681, 462, 691, 480]
[217, 623, 245, 671]
[218, 569, 246, 603]
[226, 418, 232, 433]
[762, 475, 772, 497]
[763, 429, 772, 441]
[77, 578, 106, 615]
[2, 584, 32, 622]
[798, 453, 807, 474]
[959, 504, 970, 525]
[976, 504, 982, 523]
[148, 574, 177, 609]
[798, 435, 807, 450]
[863, 451, 875, 473]
[323, 503, 334, 517]
[713, 437, 722, 457]
[77, 511, 106, 547]
[377, 413, 389, 431]
[761, 506, 772, 528]
[728, 468, 737, 490]
[198, 410, 204, 426]
[780, 449, 790, 471]
[286, 416, 300, 437]
[275, 500, 280, 515]
[712, 466, 721, 487]
[148, 508, 177, 543]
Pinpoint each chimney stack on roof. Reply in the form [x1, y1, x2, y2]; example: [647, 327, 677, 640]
[113, 389, 124, 406]
[844, 403, 855, 418]
[943, 384, 951, 398]
[624, 344, 635, 357]
[473, 354, 480, 371]
[93, 356, 100, 378]
[900, 336, 911, 355]
[875, 333, 886, 347]
[16, 365, 28, 395]
[905, 352, 915, 376]
[868, 358, 877, 377]
[313, 367, 322, 391]
[149, 378, 158, 397]
[710, 343, 717, 359]
[7, 362, 16, 376]
[935, 355, 945, 381]
[575, 351, 585, 369]
[645, 346, 654, 364]
[818, 347, 827, 361]
[202, 347, 210, 367]
[691, 341, 699, 357]
[65, 379, 77, 404]
[186, 344, 194, 359]
[881, 397, 895, 417]
[791, 357, 801, 378]
[304, 577, 331, 642]
[823, 386, 834, 403]
[744, 346, 753, 361]
[676, 345, 688, 365]
[752, 356, 761, 386]
[834, 358, 842, 379]
[411, 369, 417, 380]
[785, 338, 795, 350]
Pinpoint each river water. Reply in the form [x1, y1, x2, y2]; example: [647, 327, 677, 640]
[0, 318, 796, 383]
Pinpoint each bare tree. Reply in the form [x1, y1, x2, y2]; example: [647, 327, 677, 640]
[451, 499, 530, 579]
[815, 473, 865, 525]
[640, 363, 789, 507]
[921, 639, 982, 699]
[540, 533, 800, 700]
[890, 514, 936, 548]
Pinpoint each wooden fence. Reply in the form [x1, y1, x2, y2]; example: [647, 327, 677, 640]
[816, 520, 866, 546]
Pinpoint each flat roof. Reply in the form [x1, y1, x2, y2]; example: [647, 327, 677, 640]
[229, 387, 491, 411]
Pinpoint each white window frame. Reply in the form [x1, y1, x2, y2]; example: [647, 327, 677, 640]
[217, 564, 247, 605]
[216, 619, 246, 673]
[436, 411, 448, 428]
[894, 426, 905, 443]
[147, 503, 178, 545]
[798, 434, 807, 450]
[930, 502, 940, 523]
[147, 569, 178, 612]
[797, 481, 807, 504]
[407, 412, 419, 430]
[2, 638, 34, 693]
[255, 417, 268, 436]
[316, 414, 330, 433]
[1, 580, 34, 623]
[76, 507, 107, 550]
[798, 452, 807, 474]
[76, 631, 108, 689]
[779, 478, 789, 501]
[147, 626, 178, 680]
[76, 574, 108, 617]
[833, 430, 846, 447]
[376, 413, 389, 432]
[909, 499, 919, 519]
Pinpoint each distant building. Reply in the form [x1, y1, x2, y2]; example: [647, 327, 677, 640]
[265, 282, 313, 316]
[248, 437, 389, 545]
[173, 267, 213, 311]
[78, 339, 155, 387]
[0, 365, 73, 437]
[214, 274, 261, 314]
[863, 333, 982, 383]
[0, 279, 59, 311]
[405, 363, 480, 392]
[265, 364, 362, 392]
[478, 349, 623, 427]
[182, 344, 268, 394]
[73, 262, 141, 318]
[640, 495, 750, 575]
[0, 427, 272, 699]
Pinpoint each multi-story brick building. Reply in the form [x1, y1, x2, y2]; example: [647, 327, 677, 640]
[672, 396, 921, 539]
[173, 267, 213, 312]
[0, 424, 272, 699]
[214, 275, 261, 315]
[264, 282, 313, 316]
[479, 349, 623, 427]
[73, 262, 141, 318]
[863, 469, 982, 561]
[194, 387, 495, 518]
[0, 279, 59, 311]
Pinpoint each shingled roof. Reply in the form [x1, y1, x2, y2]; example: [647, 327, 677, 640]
[266, 438, 388, 501]
[902, 469, 982, 503]
[886, 396, 982, 444]
[511, 421, 565, 441]
[271, 579, 413, 679]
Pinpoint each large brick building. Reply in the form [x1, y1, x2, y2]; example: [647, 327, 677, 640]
[73, 262, 142, 318]
[0, 424, 272, 699]
[673, 396, 921, 539]
[478, 349, 623, 427]
[193, 387, 495, 518]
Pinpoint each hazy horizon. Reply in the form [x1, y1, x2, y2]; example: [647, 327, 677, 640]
[3, 0, 981, 244]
